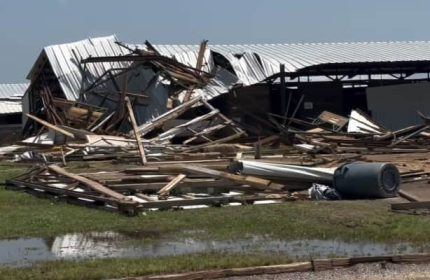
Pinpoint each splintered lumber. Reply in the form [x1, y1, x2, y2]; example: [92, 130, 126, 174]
[126, 97, 147, 165]
[389, 124, 430, 147]
[107, 180, 241, 192]
[183, 40, 208, 102]
[160, 164, 284, 191]
[26, 113, 75, 139]
[201, 99, 245, 134]
[196, 40, 208, 72]
[183, 124, 226, 144]
[47, 165, 134, 203]
[158, 173, 186, 199]
[111, 253, 430, 280]
[111, 262, 313, 279]
[182, 132, 246, 152]
[139, 194, 289, 209]
[135, 96, 202, 136]
[7, 178, 133, 209]
[151, 110, 220, 142]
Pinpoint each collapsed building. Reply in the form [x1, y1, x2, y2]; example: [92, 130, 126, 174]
[22, 35, 430, 136]
[5, 35, 430, 215]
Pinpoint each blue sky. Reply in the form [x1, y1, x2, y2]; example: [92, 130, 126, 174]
[0, 0, 429, 82]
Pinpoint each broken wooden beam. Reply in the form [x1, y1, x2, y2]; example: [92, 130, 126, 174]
[157, 173, 187, 199]
[138, 194, 288, 209]
[126, 97, 147, 165]
[47, 165, 135, 203]
[134, 96, 202, 136]
[159, 164, 285, 191]
[151, 110, 220, 143]
[26, 113, 75, 139]
[196, 40, 208, 72]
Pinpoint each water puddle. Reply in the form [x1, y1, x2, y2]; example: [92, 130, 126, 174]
[1, 231, 429, 267]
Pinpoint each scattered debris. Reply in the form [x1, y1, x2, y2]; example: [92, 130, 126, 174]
[309, 184, 341, 201]
[4, 38, 430, 215]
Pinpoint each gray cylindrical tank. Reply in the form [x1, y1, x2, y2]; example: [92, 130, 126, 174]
[333, 163, 400, 198]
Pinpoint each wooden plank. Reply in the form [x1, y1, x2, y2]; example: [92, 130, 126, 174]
[158, 174, 187, 199]
[126, 97, 147, 165]
[398, 189, 420, 202]
[183, 124, 226, 144]
[47, 165, 135, 203]
[317, 111, 349, 129]
[7, 178, 133, 207]
[140, 195, 230, 208]
[134, 96, 202, 136]
[160, 164, 284, 191]
[106, 179, 241, 192]
[182, 40, 209, 102]
[112, 262, 312, 279]
[26, 113, 75, 139]
[391, 201, 430, 210]
[111, 253, 430, 280]
[6, 181, 125, 214]
[195, 40, 208, 72]
[152, 110, 220, 143]
[139, 194, 286, 209]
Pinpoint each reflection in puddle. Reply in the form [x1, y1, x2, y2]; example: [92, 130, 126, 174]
[0, 231, 429, 267]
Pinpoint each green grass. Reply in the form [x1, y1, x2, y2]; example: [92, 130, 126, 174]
[0, 161, 430, 243]
[2, 161, 430, 279]
[0, 253, 292, 280]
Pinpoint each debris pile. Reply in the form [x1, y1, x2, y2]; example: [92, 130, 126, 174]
[4, 39, 430, 215]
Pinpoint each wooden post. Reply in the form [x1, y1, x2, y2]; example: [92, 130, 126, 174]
[195, 40, 208, 72]
[125, 97, 147, 165]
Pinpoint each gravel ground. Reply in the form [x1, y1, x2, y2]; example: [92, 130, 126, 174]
[224, 262, 430, 280]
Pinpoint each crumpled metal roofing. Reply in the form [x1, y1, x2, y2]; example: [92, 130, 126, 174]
[0, 83, 29, 114]
[146, 41, 430, 99]
[26, 36, 169, 125]
[153, 41, 430, 74]
[28, 36, 430, 106]
[0, 83, 29, 100]
[28, 35, 131, 101]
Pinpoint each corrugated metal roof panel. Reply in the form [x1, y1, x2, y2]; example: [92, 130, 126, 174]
[0, 83, 29, 100]
[29, 38, 430, 110]
[0, 101, 22, 114]
[151, 41, 430, 73]
[190, 67, 239, 100]
[138, 41, 430, 100]
[37, 35, 131, 101]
